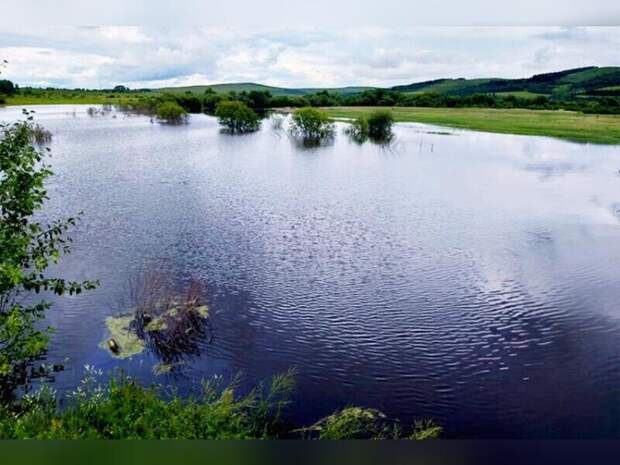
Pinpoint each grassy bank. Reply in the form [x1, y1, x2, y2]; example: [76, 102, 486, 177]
[0, 370, 441, 440]
[325, 106, 620, 144]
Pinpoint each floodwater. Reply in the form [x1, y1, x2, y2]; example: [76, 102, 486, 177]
[1, 105, 619, 438]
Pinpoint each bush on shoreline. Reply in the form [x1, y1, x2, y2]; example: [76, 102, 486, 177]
[0, 369, 441, 440]
[0, 369, 294, 439]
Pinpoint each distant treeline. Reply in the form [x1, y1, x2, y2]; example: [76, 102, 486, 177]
[155, 88, 620, 115]
[2, 79, 620, 114]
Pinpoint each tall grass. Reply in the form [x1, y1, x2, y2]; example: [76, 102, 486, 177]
[0, 369, 442, 440]
[0, 368, 295, 439]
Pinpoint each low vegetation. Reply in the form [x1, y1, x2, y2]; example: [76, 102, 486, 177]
[0, 369, 441, 440]
[0, 369, 295, 439]
[289, 107, 335, 144]
[215, 100, 260, 133]
[299, 407, 442, 440]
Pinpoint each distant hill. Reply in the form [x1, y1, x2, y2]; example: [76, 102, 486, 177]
[391, 66, 620, 98]
[154, 67, 620, 99]
[158, 82, 374, 96]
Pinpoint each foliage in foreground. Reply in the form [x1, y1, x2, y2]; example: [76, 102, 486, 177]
[0, 369, 441, 440]
[215, 100, 260, 133]
[0, 369, 294, 439]
[0, 116, 97, 397]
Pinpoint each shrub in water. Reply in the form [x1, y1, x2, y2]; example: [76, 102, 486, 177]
[345, 115, 369, 143]
[30, 124, 53, 144]
[289, 107, 334, 143]
[215, 100, 260, 133]
[155, 101, 188, 124]
[367, 109, 394, 140]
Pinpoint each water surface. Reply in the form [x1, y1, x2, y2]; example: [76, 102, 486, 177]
[1, 105, 619, 438]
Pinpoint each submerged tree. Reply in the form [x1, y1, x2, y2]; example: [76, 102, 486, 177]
[289, 107, 334, 144]
[215, 100, 260, 133]
[0, 112, 97, 397]
[155, 101, 188, 124]
[366, 109, 394, 141]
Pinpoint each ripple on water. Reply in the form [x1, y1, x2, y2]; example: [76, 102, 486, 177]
[2, 105, 619, 438]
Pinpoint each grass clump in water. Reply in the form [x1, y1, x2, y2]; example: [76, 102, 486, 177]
[100, 270, 214, 372]
[345, 116, 369, 143]
[152, 362, 176, 375]
[29, 124, 52, 144]
[409, 419, 444, 440]
[299, 406, 442, 440]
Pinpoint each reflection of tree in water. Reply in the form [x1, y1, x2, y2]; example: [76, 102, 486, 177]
[110, 269, 213, 369]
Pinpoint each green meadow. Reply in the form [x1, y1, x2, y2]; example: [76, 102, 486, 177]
[325, 106, 620, 144]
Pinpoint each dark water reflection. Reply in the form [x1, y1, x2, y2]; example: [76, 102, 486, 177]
[1, 105, 619, 438]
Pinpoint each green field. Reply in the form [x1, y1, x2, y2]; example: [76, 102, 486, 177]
[324, 106, 620, 144]
[494, 91, 549, 100]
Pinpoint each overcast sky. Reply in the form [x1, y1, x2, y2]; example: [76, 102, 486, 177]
[1, 1, 617, 88]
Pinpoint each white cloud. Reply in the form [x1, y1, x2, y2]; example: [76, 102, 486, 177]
[98, 26, 150, 44]
[1, 1, 619, 28]
[0, 27, 618, 89]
